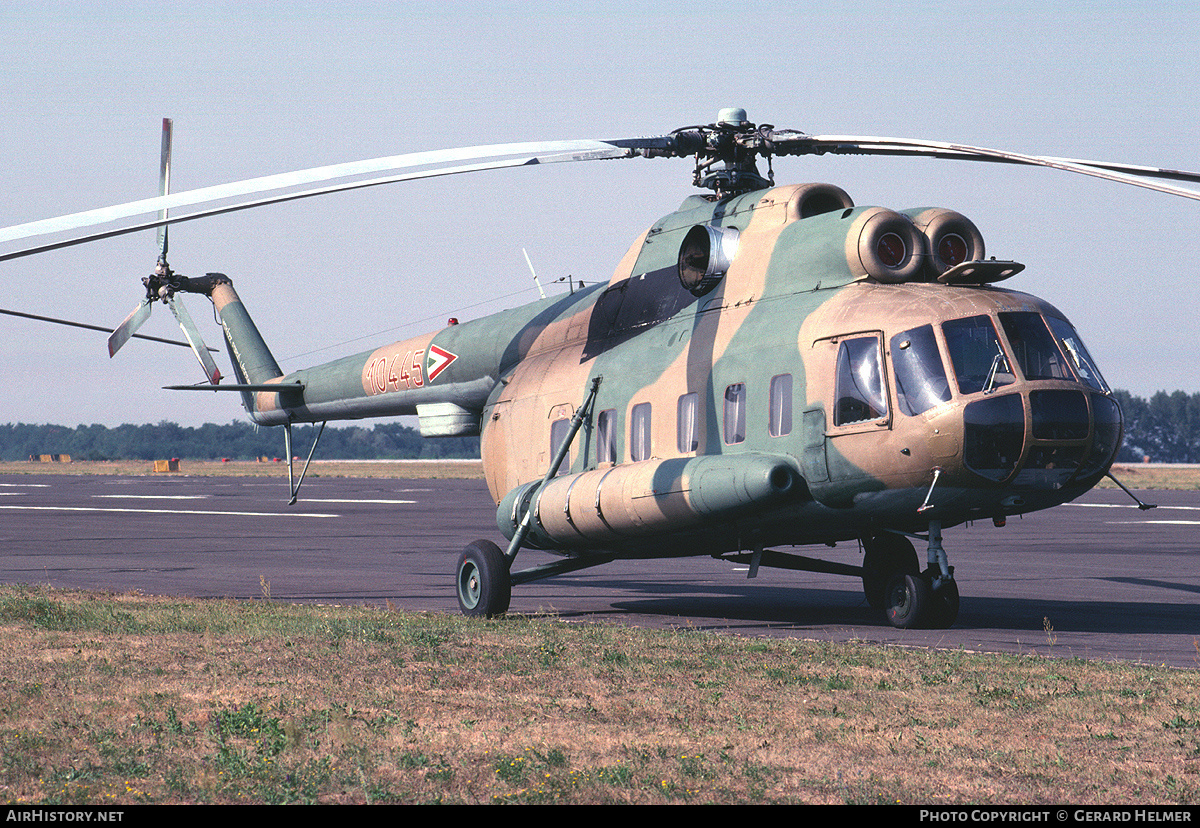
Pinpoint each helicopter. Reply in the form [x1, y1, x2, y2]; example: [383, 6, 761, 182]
[3, 108, 1199, 629]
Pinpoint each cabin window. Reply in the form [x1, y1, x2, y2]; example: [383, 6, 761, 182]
[549, 418, 571, 475]
[596, 408, 616, 463]
[891, 325, 951, 416]
[630, 402, 652, 461]
[769, 374, 792, 436]
[999, 312, 1074, 382]
[677, 393, 698, 453]
[834, 337, 888, 425]
[942, 315, 1014, 396]
[723, 383, 746, 444]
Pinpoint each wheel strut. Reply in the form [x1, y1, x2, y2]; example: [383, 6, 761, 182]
[879, 521, 959, 629]
[925, 520, 951, 590]
[921, 521, 958, 629]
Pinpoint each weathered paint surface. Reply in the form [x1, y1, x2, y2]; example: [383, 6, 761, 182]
[205, 180, 1121, 559]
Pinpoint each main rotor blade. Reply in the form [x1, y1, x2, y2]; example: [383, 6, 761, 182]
[107, 299, 152, 357]
[5, 126, 1195, 263]
[786, 134, 1200, 201]
[166, 295, 222, 384]
[0, 139, 637, 249]
[0, 152, 624, 262]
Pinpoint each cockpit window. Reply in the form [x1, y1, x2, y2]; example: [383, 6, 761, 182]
[891, 324, 951, 416]
[942, 315, 1014, 395]
[834, 336, 888, 425]
[999, 312, 1074, 382]
[1044, 315, 1110, 392]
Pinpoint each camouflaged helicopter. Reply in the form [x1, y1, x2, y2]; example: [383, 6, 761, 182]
[4, 109, 1199, 629]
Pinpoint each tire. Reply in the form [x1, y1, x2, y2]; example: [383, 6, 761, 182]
[862, 534, 919, 611]
[456, 540, 511, 618]
[884, 572, 931, 630]
[926, 571, 960, 629]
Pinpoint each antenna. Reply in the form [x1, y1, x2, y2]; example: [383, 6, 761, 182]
[523, 248, 546, 299]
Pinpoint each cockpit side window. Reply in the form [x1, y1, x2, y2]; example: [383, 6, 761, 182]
[942, 315, 1014, 395]
[999, 312, 1074, 382]
[891, 324, 951, 416]
[834, 336, 888, 425]
[1044, 315, 1110, 392]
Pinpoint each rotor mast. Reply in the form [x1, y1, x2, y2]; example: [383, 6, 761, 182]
[618, 107, 776, 198]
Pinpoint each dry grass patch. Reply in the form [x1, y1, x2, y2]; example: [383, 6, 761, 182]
[0, 585, 1197, 805]
[1100, 463, 1200, 490]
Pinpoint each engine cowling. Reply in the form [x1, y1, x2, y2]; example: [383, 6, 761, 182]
[844, 207, 926, 283]
[903, 207, 985, 279]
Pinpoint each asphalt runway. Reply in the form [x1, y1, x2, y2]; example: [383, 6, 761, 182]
[1, 473, 1197, 668]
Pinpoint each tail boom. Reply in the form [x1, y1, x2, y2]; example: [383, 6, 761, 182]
[198, 275, 494, 431]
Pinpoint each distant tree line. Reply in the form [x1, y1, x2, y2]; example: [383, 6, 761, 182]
[2, 388, 1196, 463]
[1113, 390, 1200, 463]
[0, 421, 479, 462]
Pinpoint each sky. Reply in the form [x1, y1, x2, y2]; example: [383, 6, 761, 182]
[0, 0, 1197, 428]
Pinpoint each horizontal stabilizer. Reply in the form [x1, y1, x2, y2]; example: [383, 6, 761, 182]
[163, 382, 304, 392]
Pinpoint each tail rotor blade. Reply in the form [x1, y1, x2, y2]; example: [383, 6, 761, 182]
[108, 299, 152, 357]
[158, 118, 172, 258]
[167, 295, 222, 384]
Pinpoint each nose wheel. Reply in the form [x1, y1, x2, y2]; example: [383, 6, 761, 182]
[884, 572, 930, 629]
[883, 568, 959, 629]
[862, 533, 919, 611]
[866, 524, 959, 630]
[924, 567, 959, 629]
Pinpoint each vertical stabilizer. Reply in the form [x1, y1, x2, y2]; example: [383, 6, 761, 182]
[189, 274, 284, 414]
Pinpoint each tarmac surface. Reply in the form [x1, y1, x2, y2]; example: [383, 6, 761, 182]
[1, 473, 1197, 668]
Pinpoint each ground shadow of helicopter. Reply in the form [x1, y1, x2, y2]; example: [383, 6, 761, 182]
[537, 573, 1200, 639]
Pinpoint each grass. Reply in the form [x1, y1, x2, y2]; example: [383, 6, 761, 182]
[0, 461, 1195, 803]
[0, 584, 1197, 805]
[1097, 463, 1200, 491]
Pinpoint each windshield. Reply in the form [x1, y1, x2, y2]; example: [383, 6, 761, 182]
[942, 315, 1014, 395]
[1044, 315, 1110, 392]
[999, 312, 1075, 382]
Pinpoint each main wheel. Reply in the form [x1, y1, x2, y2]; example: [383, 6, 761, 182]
[884, 571, 932, 629]
[862, 533, 919, 611]
[456, 540, 511, 618]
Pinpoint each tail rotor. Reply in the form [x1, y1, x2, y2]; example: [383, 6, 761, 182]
[107, 118, 221, 384]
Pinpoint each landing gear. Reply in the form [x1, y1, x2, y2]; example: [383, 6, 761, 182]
[882, 568, 959, 630]
[865, 524, 960, 630]
[454, 377, 601, 619]
[456, 540, 511, 618]
[862, 533, 919, 611]
[884, 572, 930, 629]
[925, 569, 960, 629]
